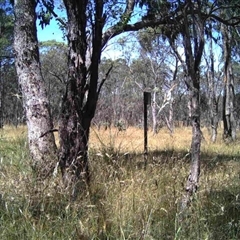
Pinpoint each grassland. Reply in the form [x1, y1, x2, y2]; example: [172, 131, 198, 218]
[0, 125, 239, 239]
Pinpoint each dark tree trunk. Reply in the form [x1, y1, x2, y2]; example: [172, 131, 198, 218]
[59, 0, 190, 197]
[211, 97, 218, 143]
[14, 0, 58, 179]
[222, 25, 236, 141]
[59, 0, 104, 198]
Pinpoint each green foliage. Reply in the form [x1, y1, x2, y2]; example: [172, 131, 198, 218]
[0, 0, 14, 56]
[38, 11, 52, 29]
[39, 39, 67, 52]
[37, 0, 65, 31]
[137, 0, 178, 20]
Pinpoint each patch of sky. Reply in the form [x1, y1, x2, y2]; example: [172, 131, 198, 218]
[37, 1, 66, 43]
[36, 2, 145, 60]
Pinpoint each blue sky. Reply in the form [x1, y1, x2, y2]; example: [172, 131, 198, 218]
[37, 18, 64, 42]
[37, 17, 129, 60]
[36, 5, 143, 60]
[37, 19, 125, 59]
[36, 1, 66, 43]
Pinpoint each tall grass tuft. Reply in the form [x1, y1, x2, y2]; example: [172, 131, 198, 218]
[0, 125, 239, 239]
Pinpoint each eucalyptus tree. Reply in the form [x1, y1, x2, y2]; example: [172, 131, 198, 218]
[14, 0, 58, 179]
[216, 0, 240, 141]
[139, 0, 240, 211]
[137, 29, 179, 134]
[57, 0, 156, 193]
[168, 2, 206, 210]
[200, 0, 240, 142]
[127, 35, 176, 133]
[221, 24, 237, 141]
[94, 57, 132, 129]
[14, 0, 194, 196]
[203, 24, 221, 142]
[138, 0, 206, 210]
[166, 0, 240, 210]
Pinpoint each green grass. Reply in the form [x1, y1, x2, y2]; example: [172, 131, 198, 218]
[0, 126, 239, 239]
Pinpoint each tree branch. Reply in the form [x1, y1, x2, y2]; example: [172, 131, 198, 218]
[102, 17, 176, 48]
[49, 70, 66, 83]
[124, 0, 135, 16]
[102, 4, 240, 49]
[39, 128, 58, 138]
[97, 63, 113, 97]
[41, 0, 67, 28]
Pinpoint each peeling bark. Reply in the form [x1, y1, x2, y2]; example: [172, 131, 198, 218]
[58, 0, 104, 198]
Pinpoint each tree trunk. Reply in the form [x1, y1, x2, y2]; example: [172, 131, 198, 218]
[59, 100, 91, 197]
[211, 98, 218, 143]
[207, 36, 218, 143]
[14, 0, 58, 179]
[0, 61, 3, 128]
[223, 68, 236, 141]
[179, 1, 204, 214]
[59, 0, 103, 198]
[152, 90, 158, 134]
[165, 97, 174, 135]
[59, 0, 88, 196]
[222, 25, 236, 141]
[181, 76, 201, 211]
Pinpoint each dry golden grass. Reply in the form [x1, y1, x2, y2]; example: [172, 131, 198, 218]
[0, 125, 239, 239]
[1, 124, 225, 154]
[89, 126, 193, 154]
[0, 124, 27, 140]
[90, 125, 240, 157]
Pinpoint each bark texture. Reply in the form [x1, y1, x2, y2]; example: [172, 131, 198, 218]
[59, 0, 216, 198]
[222, 25, 236, 141]
[207, 34, 218, 143]
[178, 1, 204, 213]
[181, 77, 201, 211]
[151, 90, 158, 134]
[0, 61, 3, 128]
[58, 0, 175, 198]
[14, 0, 58, 179]
[59, 0, 104, 198]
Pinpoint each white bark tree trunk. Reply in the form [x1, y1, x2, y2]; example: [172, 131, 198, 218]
[177, 2, 204, 215]
[14, 0, 58, 179]
[206, 33, 219, 143]
[151, 90, 158, 134]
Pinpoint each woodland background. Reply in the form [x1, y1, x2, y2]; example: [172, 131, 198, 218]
[0, 0, 240, 239]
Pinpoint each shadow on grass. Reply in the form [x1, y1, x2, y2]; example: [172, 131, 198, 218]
[99, 146, 239, 172]
[203, 186, 240, 240]
[0, 135, 239, 239]
[89, 148, 240, 239]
